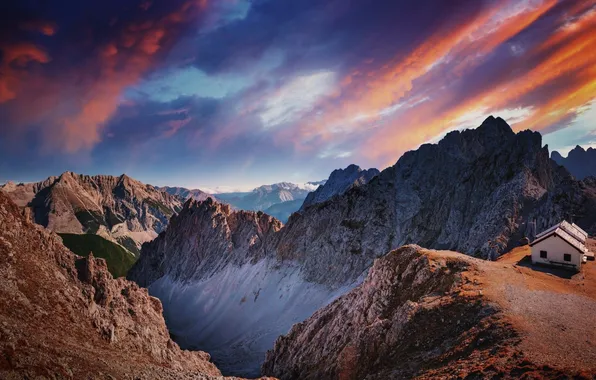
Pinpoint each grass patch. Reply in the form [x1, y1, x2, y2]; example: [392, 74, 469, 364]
[59, 233, 137, 278]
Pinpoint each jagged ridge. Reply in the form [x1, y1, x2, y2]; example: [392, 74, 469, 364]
[1, 172, 183, 254]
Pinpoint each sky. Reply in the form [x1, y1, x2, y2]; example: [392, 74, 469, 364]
[0, 0, 595, 191]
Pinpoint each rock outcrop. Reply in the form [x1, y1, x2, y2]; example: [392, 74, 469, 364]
[552, 145, 596, 180]
[0, 192, 231, 379]
[129, 116, 596, 376]
[1, 172, 183, 254]
[300, 164, 379, 210]
[262, 245, 596, 379]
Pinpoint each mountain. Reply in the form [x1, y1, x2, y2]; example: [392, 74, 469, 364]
[0, 192, 234, 379]
[300, 164, 379, 210]
[0, 172, 183, 258]
[215, 181, 325, 219]
[552, 145, 596, 180]
[262, 245, 596, 379]
[263, 199, 305, 223]
[158, 186, 214, 202]
[128, 116, 596, 376]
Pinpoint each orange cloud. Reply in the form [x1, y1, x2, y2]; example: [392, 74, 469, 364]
[20, 20, 58, 36]
[3, 0, 209, 153]
[287, 0, 595, 166]
[0, 43, 50, 103]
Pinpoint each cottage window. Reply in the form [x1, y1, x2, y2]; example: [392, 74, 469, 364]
[540, 250, 547, 258]
[563, 253, 571, 262]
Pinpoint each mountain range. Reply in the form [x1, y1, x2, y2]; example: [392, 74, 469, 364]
[552, 145, 596, 180]
[127, 116, 596, 376]
[0, 172, 183, 276]
[2, 116, 596, 378]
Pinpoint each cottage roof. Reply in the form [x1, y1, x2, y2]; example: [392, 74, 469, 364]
[531, 221, 588, 254]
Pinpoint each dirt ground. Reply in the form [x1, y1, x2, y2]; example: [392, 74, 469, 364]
[481, 241, 596, 373]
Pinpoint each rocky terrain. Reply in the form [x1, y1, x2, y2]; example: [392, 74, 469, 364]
[129, 116, 596, 376]
[0, 192, 257, 379]
[128, 199, 355, 376]
[300, 164, 379, 210]
[159, 186, 215, 202]
[262, 245, 596, 379]
[1, 172, 183, 255]
[552, 145, 596, 180]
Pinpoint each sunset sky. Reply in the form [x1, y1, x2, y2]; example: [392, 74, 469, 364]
[1, 0, 595, 190]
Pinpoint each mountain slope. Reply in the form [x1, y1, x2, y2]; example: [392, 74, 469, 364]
[300, 164, 379, 210]
[552, 145, 596, 180]
[262, 245, 596, 379]
[0, 192, 230, 379]
[128, 116, 596, 376]
[58, 233, 137, 278]
[1, 172, 183, 252]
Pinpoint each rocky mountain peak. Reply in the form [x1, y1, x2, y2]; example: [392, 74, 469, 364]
[0, 172, 183, 253]
[129, 197, 283, 287]
[300, 164, 380, 210]
[552, 144, 596, 180]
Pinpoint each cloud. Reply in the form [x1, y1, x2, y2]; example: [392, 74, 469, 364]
[0, 0, 209, 153]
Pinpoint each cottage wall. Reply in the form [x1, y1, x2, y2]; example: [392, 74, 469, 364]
[531, 235, 582, 270]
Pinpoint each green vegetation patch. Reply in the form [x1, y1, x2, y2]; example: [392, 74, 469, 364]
[58, 233, 137, 278]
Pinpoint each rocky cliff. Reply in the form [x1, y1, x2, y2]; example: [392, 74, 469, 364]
[0, 192, 232, 379]
[1, 172, 183, 254]
[300, 164, 379, 210]
[552, 145, 596, 180]
[128, 199, 353, 376]
[128, 116, 596, 376]
[262, 245, 596, 379]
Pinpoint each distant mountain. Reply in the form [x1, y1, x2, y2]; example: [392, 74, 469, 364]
[552, 145, 596, 180]
[216, 181, 325, 215]
[158, 186, 213, 202]
[0, 172, 183, 260]
[263, 199, 305, 222]
[300, 164, 379, 210]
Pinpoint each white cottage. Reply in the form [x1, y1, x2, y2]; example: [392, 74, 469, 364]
[530, 221, 589, 271]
